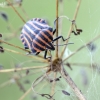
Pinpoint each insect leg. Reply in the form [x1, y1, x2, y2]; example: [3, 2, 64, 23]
[44, 49, 52, 59]
[52, 36, 70, 43]
[44, 49, 47, 59]
[36, 52, 40, 55]
[53, 29, 56, 34]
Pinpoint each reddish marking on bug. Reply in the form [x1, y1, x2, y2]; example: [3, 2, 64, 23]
[32, 44, 42, 52]
[28, 21, 41, 30]
[24, 36, 31, 49]
[32, 39, 46, 49]
[22, 29, 32, 41]
[40, 31, 52, 42]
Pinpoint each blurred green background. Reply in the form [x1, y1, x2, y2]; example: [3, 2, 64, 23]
[0, 0, 100, 100]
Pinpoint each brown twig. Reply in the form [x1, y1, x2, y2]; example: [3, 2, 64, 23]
[4, 48, 48, 63]
[0, 39, 44, 59]
[20, 6, 29, 20]
[0, 80, 11, 88]
[0, 39, 31, 53]
[19, 88, 31, 100]
[60, 0, 81, 58]
[14, 77, 26, 93]
[63, 34, 100, 62]
[6, 0, 26, 23]
[0, 66, 47, 73]
[50, 72, 57, 100]
[4, 27, 21, 41]
[55, 0, 59, 58]
[60, 65, 86, 100]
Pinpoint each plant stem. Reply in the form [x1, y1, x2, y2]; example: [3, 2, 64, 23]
[60, 66, 86, 100]
[63, 34, 100, 62]
[4, 48, 48, 63]
[6, 0, 26, 23]
[50, 72, 57, 100]
[0, 66, 47, 73]
[0, 39, 31, 53]
[19, 88, 31, 100]
[55, 0, 59, 58]
[60, 0, 81, 58]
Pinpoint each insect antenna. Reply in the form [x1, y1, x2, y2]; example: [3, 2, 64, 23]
[54, 43, 74, 46]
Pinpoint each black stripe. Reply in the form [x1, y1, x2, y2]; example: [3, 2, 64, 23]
[26, 22, 37, 31]
[42, 29, 53, 41]
[20, 33, 29, 49]
[24, 25, 37, 40]
[23, 34, 32, 48]
[35, 37, 46, 46]
[33, 22, 45, 29]
[41, 19, 47, 24]
[32, 40, 45, 51]
[20, 33, 24, 38]
[26, 23, 39, 35]
[21, 37, 29, 49]
[37, 18, 41, 21]
[21, 39, 24, 43]
[33, 18, 37, 21]
[39, 32, 48, 43]
[46, 42, 55, 50]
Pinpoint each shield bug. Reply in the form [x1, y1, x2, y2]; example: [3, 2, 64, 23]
[20, 18, 71, 59]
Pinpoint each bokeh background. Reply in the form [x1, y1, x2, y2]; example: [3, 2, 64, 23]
[0, 0, 100, 100]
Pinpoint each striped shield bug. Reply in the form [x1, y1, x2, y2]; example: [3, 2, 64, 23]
[20, 18, 73, 59]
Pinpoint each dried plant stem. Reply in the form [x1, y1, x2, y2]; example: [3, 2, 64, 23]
[6, 0, 26, 23]
[0, 80, 11, 88]
[20, 6, 29, 20]
[7, 22, 15, 32]
[5, 28, 20, 40]
[63, 34, 100, 62]
[60, 66, 86, 100]
[50, 72, 57, 100]
[0, 66, 47, 73]
[21, 69, 48, 79]
[14, 78, 26, 93]
[66, 62, 92, 67]
[0, 69, 46, 89]
[55, 0, 59, 58]
[0, 39, 44, 58]
[4, 48, 48, 63]
[0, 39, 31, 53]
[19, 88, 31, 100]
[60, 0, 81, 58]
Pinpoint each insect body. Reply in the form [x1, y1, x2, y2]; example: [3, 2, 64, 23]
[20, 18, 70, 59]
